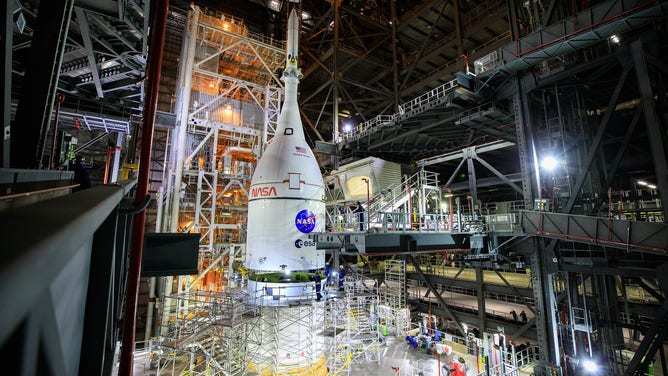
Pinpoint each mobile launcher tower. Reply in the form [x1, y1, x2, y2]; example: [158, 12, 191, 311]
[245, 8, 328, 376]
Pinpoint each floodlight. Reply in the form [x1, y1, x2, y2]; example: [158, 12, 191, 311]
[540, 156, 558, 170]
[583, 360, 598, 372]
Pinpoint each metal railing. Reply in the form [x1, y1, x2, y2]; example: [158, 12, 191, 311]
[337, 77, 460, 143]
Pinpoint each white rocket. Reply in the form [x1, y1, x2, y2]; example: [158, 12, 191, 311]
[245, 9, 325, 272]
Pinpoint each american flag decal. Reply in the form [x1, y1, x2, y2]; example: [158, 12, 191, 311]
[295, 146, 307, 153]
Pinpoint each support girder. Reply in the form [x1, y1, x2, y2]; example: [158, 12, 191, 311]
[407, 255, 467, 335]
[623, 300, 668, 376]
[632, 40, 668, 220]
[409, 301, 539, 340]
[565, 58, 631, 212]
[496, 0, 668, 75]
[520, 211, 668, 255]
[11, 0, 74, 168]
[1, 0, 12, 167]
[74, 7, 103, 98]
[633, 277, 665, 303]
[591, 107, 642, 214]
[405, 272, 534, 297]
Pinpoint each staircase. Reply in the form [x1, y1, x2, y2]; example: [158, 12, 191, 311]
[367, 170, 442, 231]
[324, 169, 447, 233]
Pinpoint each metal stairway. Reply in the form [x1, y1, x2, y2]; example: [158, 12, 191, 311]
[344, 169, 441, 232]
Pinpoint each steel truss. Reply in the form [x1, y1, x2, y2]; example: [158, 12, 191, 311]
[156, 6, 286, 374]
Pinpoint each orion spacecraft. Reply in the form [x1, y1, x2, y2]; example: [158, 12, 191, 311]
[245, 9, 325, 273]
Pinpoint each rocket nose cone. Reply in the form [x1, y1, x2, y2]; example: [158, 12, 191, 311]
[288, 9, 300, 32]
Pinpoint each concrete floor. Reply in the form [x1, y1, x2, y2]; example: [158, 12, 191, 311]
[348, 336, 477, 376]
[112, 349, 156, 376]
[112, 284, 534, 375]
[114, 336, 514, 376]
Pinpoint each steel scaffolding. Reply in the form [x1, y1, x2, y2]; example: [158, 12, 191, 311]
[182, 5, 284, 256]
[326, 273, 382, 375]
[161, 3, 283, 254]
[155, 5, 287, 374]
[245, 288, 327, 376]
[380, 259, 409, 337]
[156, 290, 260, 375]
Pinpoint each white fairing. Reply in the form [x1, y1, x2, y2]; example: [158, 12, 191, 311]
[246, 134, 325, 271]
[246, 9, 325, 272]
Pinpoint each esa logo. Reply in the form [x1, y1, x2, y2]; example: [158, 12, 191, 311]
[295, 239, 316, 248]
[295, 209, 316, 233]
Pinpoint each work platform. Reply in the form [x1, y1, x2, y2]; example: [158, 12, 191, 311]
[314, 231, 471, 254]
[315, 210, 668, 256]
[520, 211, 668, 255]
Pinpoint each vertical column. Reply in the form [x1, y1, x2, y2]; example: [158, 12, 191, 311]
[545, 272, 561, 371]
[168, 8, 199, 233]
[506, 0, 521, 41]
[567, 273, 585, 355]
[528, 238, 562, 375]
[596, 274, 625, 358]
[1, 0, 13, 167]
[11, 0, 73, 168]
[209, 128, 218, 248]
[390, 0, 400, 111]
[632, 41, 668, 219]
[476, 267, 486, 334]
[332, 0, 340, 143]
[118, 0, 168, 373]
[453, 0, 464, 70]
[110, 132, 124, 183]
[513, 75, 539, 210]
[467, 154, 477, 214]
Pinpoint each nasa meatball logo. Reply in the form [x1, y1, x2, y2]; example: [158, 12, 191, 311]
[295, 209, 316, 233]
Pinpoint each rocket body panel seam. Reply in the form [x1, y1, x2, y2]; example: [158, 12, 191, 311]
[248, 197, 325, 202]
